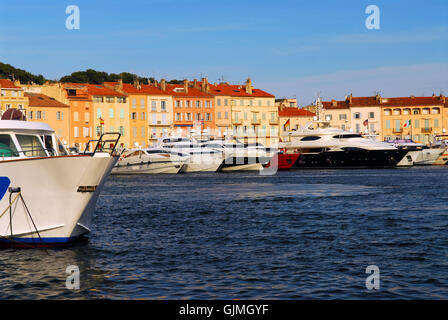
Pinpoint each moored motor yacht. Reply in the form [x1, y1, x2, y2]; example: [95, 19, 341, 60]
[0, 119, 120, 246]
[112, 148, 188, 174]
[385, 139, 445, 167]
[158, 136, 225, 172]
[280, 122, 408, 168]
[200, 139, 274, 171]
[430, 135, 448, 165]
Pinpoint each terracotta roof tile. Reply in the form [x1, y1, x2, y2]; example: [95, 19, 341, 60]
[381, 96, 445, 106]
[209, 83, 274, 98]
[0, 79, 21, 89]
[279, 107, 315, 117]
[165, 84, 213, 98]
[104, 82, 169, 95]
[62, 83, 126, 97]
[25, 93, 69, 108]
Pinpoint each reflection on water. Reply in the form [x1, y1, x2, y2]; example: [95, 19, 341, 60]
[1, 167, 448, 299]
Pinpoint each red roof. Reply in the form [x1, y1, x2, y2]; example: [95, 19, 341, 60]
[279, 107, 315, 117]
[62, 83, 126, 97]
[165, 83, 213, 98]
[25, 93, 69, 108]
[381, 96, 445, 107]
[322, 100, 349, 109]
[209, 83, 275, 98]
[322, 95, 446, 108]
[0, 79, 21, 89]
[104, 82, 169, 95]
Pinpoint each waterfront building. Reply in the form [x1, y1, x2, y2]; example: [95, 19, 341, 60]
[163, 79, 215, 137]
[25, 92, 70, 145]
[276, 98, 298, 108]
[0, 79, 28, 117]
[321, 99, 351, 131]
[381, 95, 446, 143]
[61, 83, 94, 151]
[208, 81, 232, 137]
[209, 78, 277, 145]
[278, 105, 315, 137]
[104, 80, 173, 147]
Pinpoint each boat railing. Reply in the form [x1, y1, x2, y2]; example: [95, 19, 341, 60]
[83, 132, 122, 156]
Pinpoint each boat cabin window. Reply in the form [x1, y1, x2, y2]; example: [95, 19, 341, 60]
[332, 134, 363, 139]
[0, 134, 19, 157]
[203, 144, 223, 149]
[300, 136, 321, 141]
[16, 134, 47, 157]
[146, 149, 168, 154]
[162, 137, 189, 143]
[125, 150, 144, 158]
[42, 135, 55, 155]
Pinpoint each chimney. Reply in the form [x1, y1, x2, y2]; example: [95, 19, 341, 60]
[348, 93, 353, 104]
[375, 93, 381, 103]
[118, 79, 123, 90]
[332, 99, 337, 107]
[245, 77, 253, 94]
[201, 77, 208, 92]
[14, 79, 21, 86]
[133, 79, 141, 89]
[193, 79, 199, 89]
[440, 94, 445, 103]
[183, 79, 189, 94]
[160, 79, 166, 91]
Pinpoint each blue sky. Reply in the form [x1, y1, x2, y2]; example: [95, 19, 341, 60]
[0, 0, 447, 105]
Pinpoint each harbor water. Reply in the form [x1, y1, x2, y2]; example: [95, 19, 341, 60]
[1, 167, 447, 299]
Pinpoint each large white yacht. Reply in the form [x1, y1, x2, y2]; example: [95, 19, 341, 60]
[158, 136, 225, 172]
[430, 135, 448, 165]
[385, 139, 446, 167]
[112, 148, 188, 174]
[280, 121, 408, 168]
[0, 119, 119, 247]
[199, 139, 274, 171]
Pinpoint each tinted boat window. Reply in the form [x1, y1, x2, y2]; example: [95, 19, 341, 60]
[333, 134, 363, 139]
[300, 136, 321, 141]
[43, 135, 54, 155]
[16, 134, 47, 157]
[0, 134, 19, 157]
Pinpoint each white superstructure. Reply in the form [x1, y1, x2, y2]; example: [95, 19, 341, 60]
[158, 136, 225, 172]
[112, 148, 187, 174]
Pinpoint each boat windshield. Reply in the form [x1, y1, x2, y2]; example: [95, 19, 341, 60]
[0, 134, 19, 158]
[56, 136, 69, 155]
[16, 134, 47, 157]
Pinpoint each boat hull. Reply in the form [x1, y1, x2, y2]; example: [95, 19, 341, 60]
[414, 148, 446, 166]
[219, 156, 267, 171]
[179, 154, 224, 173]
[0, 154, 117, 246]
[431, 148, 448, 165]
[292, 149, 408, 169]
[111, 160, 184, 174]
[264, 153, 300, 170]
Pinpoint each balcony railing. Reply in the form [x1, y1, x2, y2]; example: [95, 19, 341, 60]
[232, 118, 242, 124]
[421, 127, 432, 133]
[251, 119, 261, 125]
[392, 128, 402, 133]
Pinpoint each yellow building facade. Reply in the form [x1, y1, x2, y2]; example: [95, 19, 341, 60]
[381, 96, 446, 143]
[25, 92, 70, 146]
[0, 79, 28, 117]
